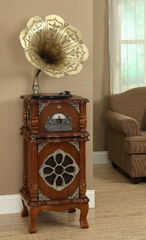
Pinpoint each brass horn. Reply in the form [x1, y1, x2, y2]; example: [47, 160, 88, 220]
[19, 15, 89, 95]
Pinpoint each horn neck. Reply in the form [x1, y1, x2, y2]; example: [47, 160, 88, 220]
[33, 69, 41, 95]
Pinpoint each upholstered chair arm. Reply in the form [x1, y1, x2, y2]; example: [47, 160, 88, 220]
[105, 111, 141, 137]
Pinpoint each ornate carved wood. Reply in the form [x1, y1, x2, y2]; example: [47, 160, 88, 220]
[20, 95, 89, 233]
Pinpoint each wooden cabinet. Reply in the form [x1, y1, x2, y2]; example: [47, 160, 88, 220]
[20, 95, 89, 233]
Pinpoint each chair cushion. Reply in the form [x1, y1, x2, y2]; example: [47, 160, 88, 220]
[125, 131, 146, 154]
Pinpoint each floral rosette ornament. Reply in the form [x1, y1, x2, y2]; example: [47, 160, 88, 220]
[19, 15, 89, 95]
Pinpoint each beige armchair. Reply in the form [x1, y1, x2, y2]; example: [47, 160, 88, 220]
[106, 87, 146, 183]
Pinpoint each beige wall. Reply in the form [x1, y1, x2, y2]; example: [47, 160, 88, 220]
[0, 0, 93, 194]
[93, 0, 110, 151]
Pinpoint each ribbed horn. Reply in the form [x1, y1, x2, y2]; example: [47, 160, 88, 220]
[19, 15, 89, 95]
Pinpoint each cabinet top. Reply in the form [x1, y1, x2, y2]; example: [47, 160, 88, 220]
[21, 94, 89, 103]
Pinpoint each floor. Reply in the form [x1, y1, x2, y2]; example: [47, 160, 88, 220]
[1, 164, 146, 240]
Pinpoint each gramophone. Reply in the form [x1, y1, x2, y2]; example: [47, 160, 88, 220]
[20, 15, 89, 98]
[19, 15, 90, 233]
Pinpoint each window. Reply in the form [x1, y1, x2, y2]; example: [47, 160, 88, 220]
[108, 0, 145, 93]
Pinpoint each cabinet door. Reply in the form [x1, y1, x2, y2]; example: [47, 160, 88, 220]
[38, 141, 80, 200]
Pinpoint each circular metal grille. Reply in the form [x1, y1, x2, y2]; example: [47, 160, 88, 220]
[39, 149, 79, 191]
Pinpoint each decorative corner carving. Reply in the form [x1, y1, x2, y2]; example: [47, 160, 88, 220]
[38, 142, 48, 153]
[69, 141, 80, 152]
[39, 102, 50, 114]
[68, 187, 79, 199]
[31, 119, 39, 128]
[79, 183, 86, 198]
[79, 116, 87, 131]
[38, 191, 50, 201]
[69, 103, 80, 113]
[23, 112, 27, 122]
[30, 184, 38, 193]
[30, 184, 38, 201]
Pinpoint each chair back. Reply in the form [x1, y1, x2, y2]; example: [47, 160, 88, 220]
[110, 87, 146, 130]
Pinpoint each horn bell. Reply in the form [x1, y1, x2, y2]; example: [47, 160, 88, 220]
[20, 15, 89, 78]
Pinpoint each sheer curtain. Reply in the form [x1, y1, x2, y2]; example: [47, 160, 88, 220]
[108, 0, 145, 94]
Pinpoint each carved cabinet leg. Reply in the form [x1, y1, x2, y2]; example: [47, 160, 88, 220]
[79, 204, 89, 229]
[21, 200, 29, 217]
[29, 207, 38, 234]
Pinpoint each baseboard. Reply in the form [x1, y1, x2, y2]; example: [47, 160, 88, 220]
[0, 194, 22, 214]
[0, 190, 95, 214]
[93, 151, 109, 164]
[86, 189, 95, 208]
